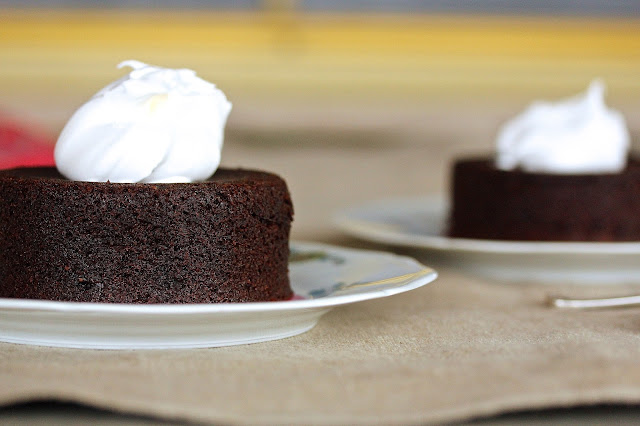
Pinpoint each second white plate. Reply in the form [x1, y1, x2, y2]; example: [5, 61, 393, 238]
[335, 196, 640, 284]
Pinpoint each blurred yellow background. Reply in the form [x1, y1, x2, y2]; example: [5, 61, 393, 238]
[2, 7, 639, 129]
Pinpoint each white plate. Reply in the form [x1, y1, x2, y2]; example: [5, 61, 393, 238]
[335, 196, 640, 284]
[0, 241, 436, 349]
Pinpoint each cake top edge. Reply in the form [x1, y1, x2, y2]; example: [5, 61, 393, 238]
[453, 154, 640, 177]
[0, 166, 286, 187]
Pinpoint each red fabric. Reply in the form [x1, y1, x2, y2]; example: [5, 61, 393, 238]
[0, 116, 55, 169]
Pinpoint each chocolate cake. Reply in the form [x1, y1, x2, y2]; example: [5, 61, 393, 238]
[448, 157, 640, 241]
[0, 167, 293, 303]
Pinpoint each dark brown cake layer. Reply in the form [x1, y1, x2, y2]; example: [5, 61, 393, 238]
[448, 157, 640, 241]
[0, 167, 293, 303]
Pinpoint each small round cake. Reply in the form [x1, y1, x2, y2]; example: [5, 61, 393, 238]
[448, 157, 640, 241]
[448, 81, 635, 242]
[0, 167, 294, 303]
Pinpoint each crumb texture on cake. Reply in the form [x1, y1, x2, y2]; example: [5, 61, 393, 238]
[0, 167, 293, 303]
[448, 157, 640, 242]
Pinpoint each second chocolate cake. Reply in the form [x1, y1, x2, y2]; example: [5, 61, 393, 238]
[448, 157, 640, 242]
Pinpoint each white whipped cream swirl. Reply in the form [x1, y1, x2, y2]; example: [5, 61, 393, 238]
[55, 60, 232, 183]
[495, 80, 629, 174]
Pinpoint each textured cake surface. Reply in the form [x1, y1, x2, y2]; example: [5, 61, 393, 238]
[448, 157, 640, 241]
[0, 167, 293, 303]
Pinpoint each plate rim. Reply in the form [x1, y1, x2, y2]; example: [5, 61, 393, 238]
[0, 240, 437, 315]
[334, 195, 640, 255]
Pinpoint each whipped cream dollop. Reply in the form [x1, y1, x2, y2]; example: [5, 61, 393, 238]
[495, 80, 629, 174]
[54, 60, 232, 183]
